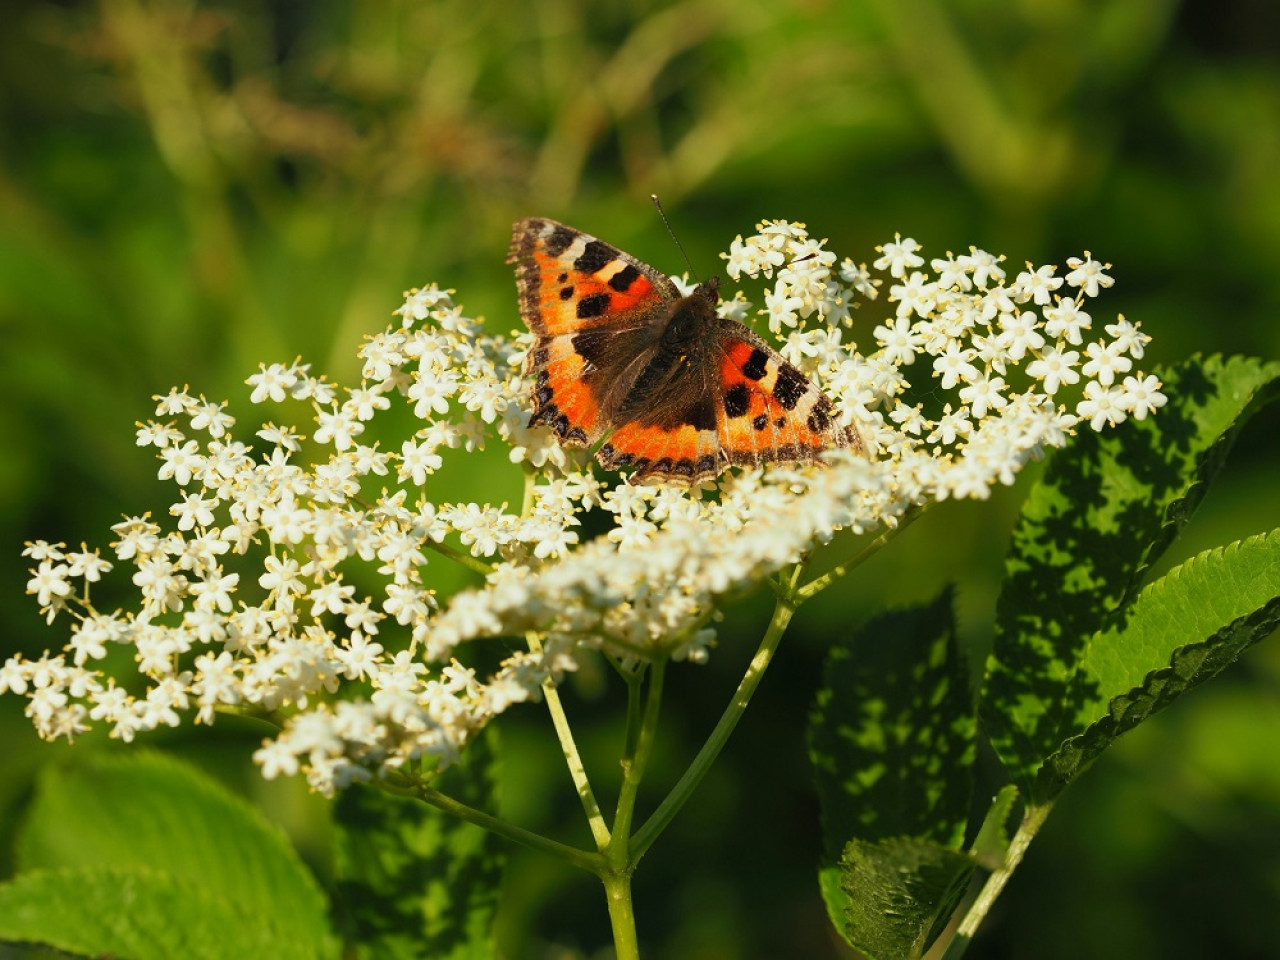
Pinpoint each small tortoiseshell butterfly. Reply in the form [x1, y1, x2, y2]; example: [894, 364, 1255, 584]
[508, 217, 861, 484]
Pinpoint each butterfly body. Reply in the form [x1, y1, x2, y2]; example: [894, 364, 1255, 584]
[508, 217, 858, 484]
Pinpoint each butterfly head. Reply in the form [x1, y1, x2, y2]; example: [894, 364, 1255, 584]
[693, 275, 720, 304]
[664, 276, 721, 348]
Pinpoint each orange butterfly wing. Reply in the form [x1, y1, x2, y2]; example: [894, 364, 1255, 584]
[509, 218, 677, 445]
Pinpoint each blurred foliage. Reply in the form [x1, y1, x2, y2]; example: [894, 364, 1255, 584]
[1, 0, 1278, 957]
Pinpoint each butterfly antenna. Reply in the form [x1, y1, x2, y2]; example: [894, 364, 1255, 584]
[651, 195, 700, 282]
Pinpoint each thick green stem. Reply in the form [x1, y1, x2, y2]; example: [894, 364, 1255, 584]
[631, 592, 797, 859]
[603, 869, 641, 960]
[940, 802, 1052, 960]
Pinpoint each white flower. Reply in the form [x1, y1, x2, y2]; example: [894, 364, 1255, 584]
[27, 560, 73, 607]
[1076, 380, 1128, 430]
[874, 235, 924, 279]
[1065, 253, 1114, 297]
[1026, 348, 1081, 395]
[1119, 374, 1167, 420]
[1081, 340, 1133, 386]
[960, 248, 1006, 288]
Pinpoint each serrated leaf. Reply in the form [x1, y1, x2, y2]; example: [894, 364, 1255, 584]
[0, 866, 320, 960]
[1034, 530, 1280, 797]
[809, 588, 976, 951]
[982, 355, 1280, 792]
[14, 750, 334, 958]
[333, 728, 504, 960]
[836, 837, 974, 960]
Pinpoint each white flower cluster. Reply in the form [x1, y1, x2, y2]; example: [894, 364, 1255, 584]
[5, 221, 1164, 794]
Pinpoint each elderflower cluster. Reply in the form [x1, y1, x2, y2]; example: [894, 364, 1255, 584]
[5, 220, 1164, 795]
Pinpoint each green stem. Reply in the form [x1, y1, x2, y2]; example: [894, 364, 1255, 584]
[630, 591, 798, 859]
[794, 505, 923, 603]
[603, 869, 641, 960]
[611, 658, 666, 864]
[528, 632, 612, 850]
[940, 802, 1052, 960]
[599, 660, 665, 960]
[383, 779, 603, 875]
[425, 538, 493, 575]
[620, 662, 646, 767]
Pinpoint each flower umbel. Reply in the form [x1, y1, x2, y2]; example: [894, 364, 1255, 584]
[9, 222, 1162, 794]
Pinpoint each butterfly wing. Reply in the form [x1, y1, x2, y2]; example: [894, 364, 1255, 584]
[597, 321, 858, 484]
[712, 325, 859, 470]
[508, 217, 859, 483]
[509, 218, 679, 446]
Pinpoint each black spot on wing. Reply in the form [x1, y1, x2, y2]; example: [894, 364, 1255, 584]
[546, 226, 576, 256]
[577, 292, 612, 319]
[723, 383, 751, 418]
[773, 365, 808, 410]
[807, 403, 831, 433]
[609, 264, 642, 292]
[682, 393, 717, 432]
[752, 413, 768, 431]
[575, 240, 619, 275]
[571, 329, 613, 369]
[742, 348, 770, 381]
[559, 286, 574, 301]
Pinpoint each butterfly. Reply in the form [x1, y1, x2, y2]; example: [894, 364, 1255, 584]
[508, 217, 860, 484]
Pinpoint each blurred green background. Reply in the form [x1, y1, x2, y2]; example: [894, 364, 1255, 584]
[2, 0, 1279, 957]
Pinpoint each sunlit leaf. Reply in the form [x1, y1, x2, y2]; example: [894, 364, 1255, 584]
[0, 866, 322, 960]
[1036, 530, 1280, 797]
[982, 355, 1280, 795]
[14, 750, 334, 957]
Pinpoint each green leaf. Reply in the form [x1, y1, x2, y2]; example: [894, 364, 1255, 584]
[333, 729, 505, 960]
[982, 355, 1280, 793]
[0, 866, 322, 960]
[14, 750, 334, 958]
[809, 588, 976, 951]
[1035, 529, 1280, 797]
[836, 837, 974, 960]
[969, 784, 1020, 869]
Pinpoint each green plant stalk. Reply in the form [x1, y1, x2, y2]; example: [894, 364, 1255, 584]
[631, 585, 799, 859]
[528, 632, 612, 850]
[384, 779, 602, 875]
[597, 658, 667, 959]
[939, 802, 1053, 960]
[796, 504, 923, 602]
[603, 869, 641, 960]
[425, 538, 494, 575]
